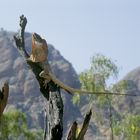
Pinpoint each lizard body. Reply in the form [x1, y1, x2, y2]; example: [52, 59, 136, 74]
[29, 33, 103, 95]
[39, 70, 94, 94]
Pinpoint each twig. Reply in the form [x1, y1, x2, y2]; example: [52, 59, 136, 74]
[78, 91, 140, 96]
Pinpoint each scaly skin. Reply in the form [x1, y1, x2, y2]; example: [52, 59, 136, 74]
[30, 33, 48, 62]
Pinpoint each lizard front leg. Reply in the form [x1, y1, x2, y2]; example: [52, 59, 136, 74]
[40, 71, 51, 84]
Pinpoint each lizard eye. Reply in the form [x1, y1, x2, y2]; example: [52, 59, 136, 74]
[35, 41, 43, 46]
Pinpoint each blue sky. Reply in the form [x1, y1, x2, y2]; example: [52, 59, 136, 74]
[0, 0, 140, 80]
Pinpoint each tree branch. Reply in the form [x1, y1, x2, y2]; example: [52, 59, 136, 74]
[67, 121, 77, 140]
[77, 110, 92, 140]
[14, 15, 63, 140]
[0, 82, 9, 116]
[66, 110, 92, 140]
[14, 15, 29, 58]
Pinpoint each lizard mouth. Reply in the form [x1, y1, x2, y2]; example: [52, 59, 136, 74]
[32, 33, 43, 43]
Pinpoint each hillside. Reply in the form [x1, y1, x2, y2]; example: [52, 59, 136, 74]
[120, 67, 140, 113]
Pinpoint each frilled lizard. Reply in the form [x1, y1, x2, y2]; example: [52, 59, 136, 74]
[28, 33, 105, 95]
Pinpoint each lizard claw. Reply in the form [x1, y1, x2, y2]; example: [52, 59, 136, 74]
[39, 71, 51, 83]
[39, 71, 45, 78]
[43, 81, 48, 89]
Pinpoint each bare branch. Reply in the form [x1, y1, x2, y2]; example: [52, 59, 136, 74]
[0, 82, 9, 116]
[77, 110, 92, 140]
[14, 15, 29, 58]
[67, 121, 77, 140]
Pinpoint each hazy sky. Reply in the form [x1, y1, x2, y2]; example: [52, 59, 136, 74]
[0, 0, 140, 80]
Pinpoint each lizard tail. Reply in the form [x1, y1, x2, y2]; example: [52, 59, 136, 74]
[40, 71, 117, 95]
[49, 73, 94, 95]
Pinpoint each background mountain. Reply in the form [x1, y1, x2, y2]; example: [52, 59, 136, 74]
[0, 29, 140, 139]
[118, 67, 140, 114]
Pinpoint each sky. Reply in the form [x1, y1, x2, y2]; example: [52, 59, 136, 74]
[0, 0, 140, 81]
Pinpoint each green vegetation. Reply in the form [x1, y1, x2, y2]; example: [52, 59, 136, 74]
[114, 114, 140, 140]
[73, 53, 119, 106]
[73, 53, 139, 139]
[0, 109, 43, 140]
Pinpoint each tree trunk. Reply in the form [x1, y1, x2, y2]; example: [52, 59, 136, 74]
[14, 15, 63, 140]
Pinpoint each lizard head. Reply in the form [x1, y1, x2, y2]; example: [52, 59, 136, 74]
[32, 33, 43, 44]
[30, 33, 48, 62]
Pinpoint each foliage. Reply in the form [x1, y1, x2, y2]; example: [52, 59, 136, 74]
[90, 53, 119, 80]
[72, 94, 80, 105]
[80, 54, 119, 91]
[72, 53, 129, 139]
[114, 114, 140, 140]
[0, 109, 43, 140]
[112, 80, 128, 93]
[73, 53, 120, 106]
